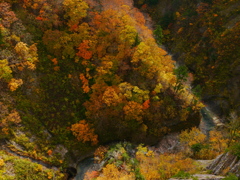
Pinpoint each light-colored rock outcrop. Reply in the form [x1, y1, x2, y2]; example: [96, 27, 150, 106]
[169, 174, 225, 180]
[207, 152, 240, 177]
[152, 132, 182, 154]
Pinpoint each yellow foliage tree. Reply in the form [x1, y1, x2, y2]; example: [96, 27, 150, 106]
[63, 0, 89, 27]
[14, 42, 38, 70]
[180, 127, 228, 159]
[0, 59, 12, 81]
[136, 145, 197, 180]
[119, 25, 137, 46]
[179, 127, 206, 147]
[95, 164, 135, 180]
[102, 86, 121, 106]
[206, 130, 228, 158]
[8, 78, 23, 91]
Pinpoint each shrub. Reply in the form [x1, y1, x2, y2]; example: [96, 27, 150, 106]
[223, 173, 238, 180]
[172, 171, 191, 179]
[229, 143, 240, 158]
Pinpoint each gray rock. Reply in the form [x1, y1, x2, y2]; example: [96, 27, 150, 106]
[153, 132, 182, 154]
[207, 152, 240, 177]
[169, 174, 225, 180]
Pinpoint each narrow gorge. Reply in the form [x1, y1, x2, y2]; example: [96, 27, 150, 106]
[0, 0, 239, 179]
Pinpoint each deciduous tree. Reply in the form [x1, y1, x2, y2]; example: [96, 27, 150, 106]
[0, 59, 12, 81]
[63, 0, 89, 27]
[70, 120, 98, 145]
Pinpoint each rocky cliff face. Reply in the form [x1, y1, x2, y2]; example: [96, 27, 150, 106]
[170, 174, 225, 180]
[208, 152, 240, 178]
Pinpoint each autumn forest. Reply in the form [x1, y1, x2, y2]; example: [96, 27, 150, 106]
[0, 0, 240, 179]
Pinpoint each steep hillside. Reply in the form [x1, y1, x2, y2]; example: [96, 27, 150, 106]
[0, 0, 203, 175]
[1, 0, 239, 179]
[138, 0, 240, 120]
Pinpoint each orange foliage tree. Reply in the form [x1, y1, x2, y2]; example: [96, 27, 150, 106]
[79, 73, 90, 93]
[123, 101, 143, 123]
[0, 2, 18, 28]
[70, 120, 98, 145]
[0, 108, 21, 135]
[76, 40, 93, 60]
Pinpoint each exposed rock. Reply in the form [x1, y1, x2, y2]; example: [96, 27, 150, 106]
[8, 140, 25, 152]
[152, 132, 182, 154]
[169, 174, 225, 180]
[196, 160, 213, 170]
[4, 162, 15, 177]
[207, 152, 240, 177]
[75, 157, 98, 180]
[54, 144, 68, 160]
[65, 167, 77, 180]
[199, 107, 215, 135]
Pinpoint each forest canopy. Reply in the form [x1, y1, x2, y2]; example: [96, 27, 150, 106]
[0, 0, 203, 146]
